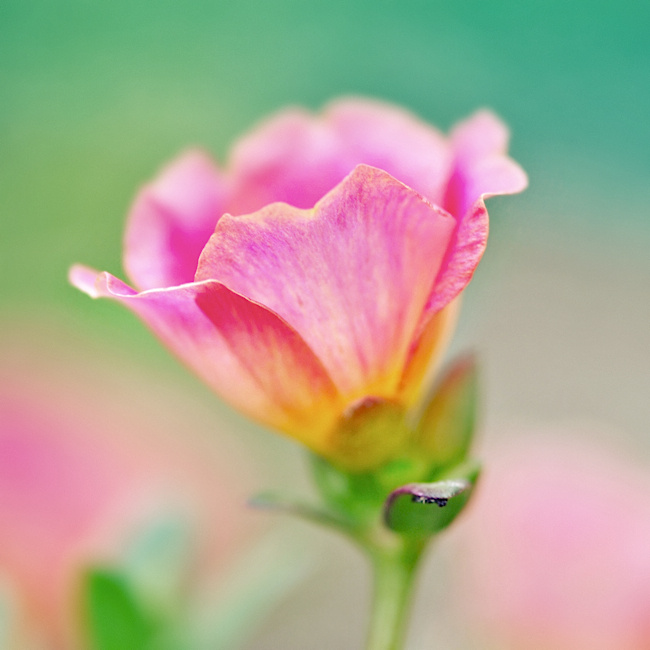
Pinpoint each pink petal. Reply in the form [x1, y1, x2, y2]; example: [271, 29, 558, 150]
[196, 165, 456, 400]
[420, 111, 528, 322]
[228, 108, 349, 213]
[444, 110, 528, 218]
[124, 150, 230, 291]
[69, 265, 342, 450]
[398, 298, 461, 403]
[325, 97, 453, 206]
[425, 197, 490, 316]
[451, 109, 511, 161]
[227, 99, 453, 214]
[0, 392, 146, 645]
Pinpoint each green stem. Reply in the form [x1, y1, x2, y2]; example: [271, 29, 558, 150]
[364, 539, 425, 650]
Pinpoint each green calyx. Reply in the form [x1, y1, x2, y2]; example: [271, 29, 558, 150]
[254, 354, 482, 541]
[248, 354, 483, 650]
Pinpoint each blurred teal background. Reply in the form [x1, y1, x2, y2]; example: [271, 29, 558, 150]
[2, 1, 650, 648]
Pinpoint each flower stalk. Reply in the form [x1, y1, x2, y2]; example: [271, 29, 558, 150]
[364, 537, 426, 650]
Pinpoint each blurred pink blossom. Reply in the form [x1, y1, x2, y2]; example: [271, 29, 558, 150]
[71, 98, 526, 470]
[456, 431, 650, 650]
[0, 330, 260, 649]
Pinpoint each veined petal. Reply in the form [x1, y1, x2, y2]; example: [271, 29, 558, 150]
[324, 97, 453, 206]
[68, 265, 342, 451]
[124, 150, 229, 291]
[425, 197, 490, 316]
[196, 165, 456, 400]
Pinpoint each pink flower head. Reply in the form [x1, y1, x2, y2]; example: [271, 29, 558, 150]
[0, 335, 258, 649]
[456, 432, 650, 650]
[70, 98, 527, 470]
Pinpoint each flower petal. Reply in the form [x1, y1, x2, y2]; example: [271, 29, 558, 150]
[421, 111, 529, 321]
[398, 298, 461, 404]
[196, 165, 456, 400]
[124, 150, 229, 291]
[425, 197, 490, 316]
[444, 110, 528, 218]
[228, 109, 349, 213]
[325, 97, 453, 206]
[227, 99, 453, 214]
[68, 265, 342, 451]
[451, 109, 511, 161]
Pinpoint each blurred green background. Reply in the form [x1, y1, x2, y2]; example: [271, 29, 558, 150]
[2, 1, 650, 647]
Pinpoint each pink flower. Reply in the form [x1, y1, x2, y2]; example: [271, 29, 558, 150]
[455, 431, 650, 650]
[0, 333, 258, 649]
[70, 98, 526, 470]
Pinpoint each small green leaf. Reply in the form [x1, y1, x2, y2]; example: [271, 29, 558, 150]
[83, 569, 158, 650]
[415, 354, 478, 471]
[384, 463, 480, 535]
[309, 453, 391, 525]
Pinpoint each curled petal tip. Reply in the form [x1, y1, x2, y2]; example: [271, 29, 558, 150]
[503, 160, 528, 194]
[476, 162, 528, 201]
[68, 264, 102, 298]
[451, 109, 528, 199]
[444, 110, 527, 219]
[69, 265, 136, 299]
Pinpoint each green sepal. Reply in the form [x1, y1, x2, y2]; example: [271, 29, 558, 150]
[414, 354, 478, 472]
[328, 397, 409, 472]
[83, 568, 162, 650]
[309, 446, 437, 530]
[384, 461, 480, 536]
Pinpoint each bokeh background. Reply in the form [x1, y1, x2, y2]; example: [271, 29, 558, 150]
[2, 0, 650, 648]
